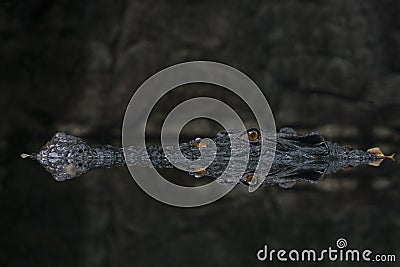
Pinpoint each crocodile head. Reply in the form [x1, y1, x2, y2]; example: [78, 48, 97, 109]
[197, 128, 392, 188]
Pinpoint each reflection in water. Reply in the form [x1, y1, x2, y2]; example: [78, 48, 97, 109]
[11, 128, 399, 267]
[21, 127, 395, 189]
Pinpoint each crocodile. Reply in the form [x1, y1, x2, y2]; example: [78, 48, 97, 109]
[21, 127, 394, 188]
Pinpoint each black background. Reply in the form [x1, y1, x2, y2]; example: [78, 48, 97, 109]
[1, 0, 399, 266]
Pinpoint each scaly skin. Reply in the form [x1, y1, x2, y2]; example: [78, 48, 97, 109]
[21, 128, 390, 188]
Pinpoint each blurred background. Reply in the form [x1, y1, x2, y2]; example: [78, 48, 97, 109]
[1, 0, 399, 266]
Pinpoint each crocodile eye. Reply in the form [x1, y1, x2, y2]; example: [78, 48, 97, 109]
[244, 174, 258, 186]
[193, 168, 206, 174]
[247, 129, 260, 142]
[191, 167, 207, 178]
[193, 142, 207, 148]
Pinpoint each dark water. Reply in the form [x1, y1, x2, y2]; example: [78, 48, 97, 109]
[2, 139, 398, 267]
[2, 0, 400, 266]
